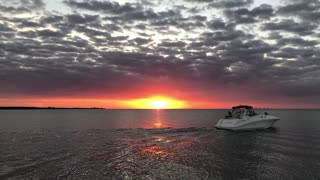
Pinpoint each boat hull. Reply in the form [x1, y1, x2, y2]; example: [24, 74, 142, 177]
[215, 115, 279, 131]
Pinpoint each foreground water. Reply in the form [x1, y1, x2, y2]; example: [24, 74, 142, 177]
[1, 109, 320, 179]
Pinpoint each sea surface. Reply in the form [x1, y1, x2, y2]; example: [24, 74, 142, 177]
[1, 109, 320, 179]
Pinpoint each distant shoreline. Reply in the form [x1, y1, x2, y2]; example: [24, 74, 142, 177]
[0, 107, 106, 110]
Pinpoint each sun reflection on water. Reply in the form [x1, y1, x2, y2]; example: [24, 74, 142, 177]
[122, 110, 196, 159]
[154, 122, 162, 128]
[153, 109, 165, 128]
[140, 144, 174, 158]
[139, 135, 174, 158]
[137, 134, 194, 160]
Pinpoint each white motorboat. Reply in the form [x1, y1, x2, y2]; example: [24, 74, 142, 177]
[215, 105, 279, 131]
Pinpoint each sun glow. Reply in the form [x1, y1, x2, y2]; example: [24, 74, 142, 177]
[127, 96, 186, 109]
[150, 100, 167, 109]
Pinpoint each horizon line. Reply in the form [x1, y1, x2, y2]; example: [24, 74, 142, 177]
[1, 106, 320, 110]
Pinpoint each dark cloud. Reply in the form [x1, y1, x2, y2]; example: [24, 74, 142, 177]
[268, 32, 282, 39]
[262, 19, 317, 35]
[130, 10, 159, 20]
[19, 0, 45, 9]
[64, 0, 141, 14]
[64, 0, 203, 32]
[250, 4, 274, 18]
[277, 37, 318, 47]
[37, 29, 64, 38]
[278, 0, 320, 22]
[103, 9, 178, 26]
[0, 5, 30, 14]
[224, 9, 256, 24]
[159, 41, 187, 48]
[209, 0, 253, 8]
[40, 15, 64, 24]
[207, 19, 235, 30]
[67, 14, 100, 24]
[191, 15, 207, 21]
[185, 0, 213, 2]
[279, 0, 319, 13]
[201, 29, 249, 41]
[131, 37, 151, 45]
[0, 0, 45, 13]
[0, 23, 14, 32]
[75, 25, 109, 37]
[19, 21, 41, 28]
[224, 4, 274, 23]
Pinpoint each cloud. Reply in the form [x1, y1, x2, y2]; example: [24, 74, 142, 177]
[0, 23, 15, 31]
[224, 4, 274, 24]
[201, 29, 249, 41]
[37, 29, 64, 38]
[209, 0, 253, 8]
[277, 37, 318, 47]
[0, 0, 320, 107]
[0, 5, 30, 14]
[0, 0, 45, 13]
[262, 19, 317, 35]
[206, 19, 235, 30]
[63, 0, 142, 14]
[40, 15, 64, 24]
[278, 0, 320, 22]
[66, 14, 100, 24]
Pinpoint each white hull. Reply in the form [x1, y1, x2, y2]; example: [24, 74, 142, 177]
[215, 115, 279, 131]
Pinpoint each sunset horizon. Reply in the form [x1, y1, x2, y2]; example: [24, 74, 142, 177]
[1, 96, 318, 109]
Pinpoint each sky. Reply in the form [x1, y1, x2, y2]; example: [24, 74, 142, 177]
[0, 0, 319, 109]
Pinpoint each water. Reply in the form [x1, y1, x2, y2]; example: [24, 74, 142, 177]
[0, 109, 320, 179]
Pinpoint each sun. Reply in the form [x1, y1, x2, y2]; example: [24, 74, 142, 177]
[150, 100, 168, 109]
[127, 96, 186, 109]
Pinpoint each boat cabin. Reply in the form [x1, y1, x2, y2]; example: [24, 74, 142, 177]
[226, 105, 258, 119]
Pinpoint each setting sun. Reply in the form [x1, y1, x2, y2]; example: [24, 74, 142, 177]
[150, 100, 167, 109]
[127, 96, 186, 109]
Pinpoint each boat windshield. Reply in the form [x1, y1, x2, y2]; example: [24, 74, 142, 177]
[230, 107, 258, 118]
[231, 108, 246, 118]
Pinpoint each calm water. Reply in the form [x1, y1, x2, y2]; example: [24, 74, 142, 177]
[1, 109, 320, 179]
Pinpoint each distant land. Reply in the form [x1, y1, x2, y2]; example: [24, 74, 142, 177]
[0, 106, 106, 110]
